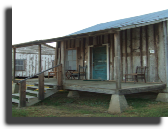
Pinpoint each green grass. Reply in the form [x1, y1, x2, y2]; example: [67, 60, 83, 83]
[12, 108, 29, 117]
[12, 91, 168, 117]
[127, 98, 158, 108]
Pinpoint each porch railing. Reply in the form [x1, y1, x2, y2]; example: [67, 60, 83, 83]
[16, 64, 62, 107]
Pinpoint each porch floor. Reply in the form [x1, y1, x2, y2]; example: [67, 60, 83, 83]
[25, 78, 166, 95]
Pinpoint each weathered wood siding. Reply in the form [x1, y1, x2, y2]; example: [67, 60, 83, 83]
[13, 45, 55, 77]
[118, 22, 166, 83]
[59, 22, 166, 83]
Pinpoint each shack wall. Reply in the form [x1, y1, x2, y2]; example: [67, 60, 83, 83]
[14, 53, 55, 77]
[13, 45, 55, 77]
[58, 22, 166, 83]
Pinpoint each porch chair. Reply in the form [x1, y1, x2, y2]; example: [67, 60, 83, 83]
[71, 65, 87, 80]
[124, 66, 147, 83]
[48, 67, 57, 79]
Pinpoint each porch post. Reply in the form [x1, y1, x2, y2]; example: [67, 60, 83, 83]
[114, 31, 121, 89]
[108, 31, 128, 114]
[156, 21, 168, 102]
[164, 21, 168, 89]
[55, 42, 58, 66]
[12, 47, 16, 82]
[38, 44, 45, 100]
[54, 42, 58, 79]
[38, 44, 41, 73]
[61, 41, 65, 84]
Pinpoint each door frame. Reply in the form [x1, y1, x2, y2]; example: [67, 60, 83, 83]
[88, 43, 109, 80]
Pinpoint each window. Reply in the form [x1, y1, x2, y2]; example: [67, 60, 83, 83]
[15, 59, 25, 71]
[66, 50, 77, 70]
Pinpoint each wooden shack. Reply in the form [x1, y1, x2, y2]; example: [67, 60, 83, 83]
[12, 9, 168, 113]
[12, 44, 55, 78]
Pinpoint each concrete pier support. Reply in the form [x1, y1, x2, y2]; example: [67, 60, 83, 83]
[108, 94, 128, 114]
[156, 93, 168, 102]
[67, 91, 79, 98]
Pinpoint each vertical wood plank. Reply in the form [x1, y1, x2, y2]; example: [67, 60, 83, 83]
[55, 42, 58, 66]
[104, 34, 108, 44]
[145, 26, 149, 82]
[83, 38, 86, 67]
[64, 40, 67, 49]
[61, 41, 65, 84]
[57, 48, 60, 64]
[38, 73, 44, 100]
[130, 29, 133, 75]
[148, 25, 154, 82]
[96, 36, 98, 45]
[57, 64, 62, 88]
[120, 31, 123, 81]
[19, 81, 26, 107]
[109, 34, 113, 80]
[71, 39, 73, 48]
[38, 45, 41, 73]
[101, 35, 104, 44]
[71, 39, 75, 48]
[98, 36, 100, 45]
[158, 22, 166, 83]
[12, 48, 16, 81]
[85, 36, 89, 47]
[90, 47, 93, 79]
[77, 47, 80, 71]
[153, 24, 159, 82]
[114, 31, 121, 89]
[67, 40, 70, 48]
[80, 38, 84, 67]
[125, 30, 128, 75]
[139, 27, 143, 81]
[76, 38, 79, 48]
[163, 21, 168, 86]
[93, 36, 97, 45]
[140, 27, 143, 67]
[132, 28, 141, 73]
[87, 46, 90, 79]
[112, 34, 115, 80]
[89, 37, 93, 45]
[142, 26, 146, 66]
[85, 38, 88, 75]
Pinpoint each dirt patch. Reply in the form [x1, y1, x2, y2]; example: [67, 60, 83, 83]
[24, 105, 63, 117]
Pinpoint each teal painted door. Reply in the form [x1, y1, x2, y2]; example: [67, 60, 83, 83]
[92, 46, 107, 80]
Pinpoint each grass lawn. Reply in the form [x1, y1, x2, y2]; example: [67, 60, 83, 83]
[12, 91, 168, 117]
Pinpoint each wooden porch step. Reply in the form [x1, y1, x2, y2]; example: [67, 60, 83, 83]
[26, 90, 39, 95]
[34, 83, 57, 86]
[27, 86, 53, 90]
[12, 93, 36, 99]
[12, 98, 19, 104]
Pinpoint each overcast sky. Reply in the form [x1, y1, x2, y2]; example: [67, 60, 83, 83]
[12, 0, 168, 47]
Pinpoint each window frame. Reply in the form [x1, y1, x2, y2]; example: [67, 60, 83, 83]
[15, 59, 26, 71]
[65, 48, 77, 70]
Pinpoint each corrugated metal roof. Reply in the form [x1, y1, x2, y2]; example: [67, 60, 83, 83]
[69, 9, 168, 36]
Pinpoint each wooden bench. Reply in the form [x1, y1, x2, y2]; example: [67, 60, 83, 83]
[124, 66, 147, 83]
